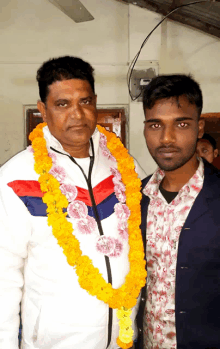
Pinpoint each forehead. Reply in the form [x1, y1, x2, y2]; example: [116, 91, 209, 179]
[197, 139, 212, 148]
[144, 96, 198, 121]
[47, 78, 94, 100]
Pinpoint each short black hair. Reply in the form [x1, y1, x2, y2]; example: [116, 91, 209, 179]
[36, 56, 95, 103]
[199, 133, 217, 150]
[143, 74, 203, 118]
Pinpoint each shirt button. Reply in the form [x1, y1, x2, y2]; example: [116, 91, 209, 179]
[141, 297, 145, 302]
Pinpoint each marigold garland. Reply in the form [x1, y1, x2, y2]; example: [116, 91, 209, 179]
[29, 123, 147, 349]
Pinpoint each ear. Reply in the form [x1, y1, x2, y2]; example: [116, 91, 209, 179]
[198, 118, 205, 139]
[214, 149, 218, 158]
[37, 100, 47, 123]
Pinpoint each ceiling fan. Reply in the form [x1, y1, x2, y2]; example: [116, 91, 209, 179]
[48, 0, 94, 23]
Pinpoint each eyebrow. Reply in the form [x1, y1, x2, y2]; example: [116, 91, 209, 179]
[145, 117, 194, 123]
[55, 98, 69, 103]
[54, 95, 93, 104]
[79, 96, 93, 101]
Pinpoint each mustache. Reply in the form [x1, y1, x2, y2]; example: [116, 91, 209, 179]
[67, 123, 87, 128]
[156, 146, 181, 152]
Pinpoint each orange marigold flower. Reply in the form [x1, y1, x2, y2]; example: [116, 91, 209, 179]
[31, 122, 146, 347]
[116, 338, 133, 349]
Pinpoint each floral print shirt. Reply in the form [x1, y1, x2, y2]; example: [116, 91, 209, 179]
[142, 159, 204, 349]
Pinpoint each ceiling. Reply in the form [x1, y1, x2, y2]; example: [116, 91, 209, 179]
[116, 0, 220, 39]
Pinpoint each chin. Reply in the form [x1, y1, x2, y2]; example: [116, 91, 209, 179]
[158, 164, 177, 171]
[68, 134, 91, 145]
[155, 158, 182, 172]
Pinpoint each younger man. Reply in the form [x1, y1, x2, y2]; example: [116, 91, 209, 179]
[141, 74, 220, 349]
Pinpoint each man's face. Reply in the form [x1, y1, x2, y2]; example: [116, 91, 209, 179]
[144, 96, 204, 172]
[196, 139, 218, 163]
[37, 79, 97, 156]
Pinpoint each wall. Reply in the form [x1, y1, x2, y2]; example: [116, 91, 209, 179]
[128, 5, 161, 174]
[128, 4, 220, 174]
[0, 0, 129, 165]
[0, 0, 220, 175]
[160, 19, 220, 112]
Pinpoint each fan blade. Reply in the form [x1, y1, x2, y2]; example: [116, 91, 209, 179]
[48, 0, 94, 23]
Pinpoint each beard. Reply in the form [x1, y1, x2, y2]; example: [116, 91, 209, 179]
[150, 142, 197, 172]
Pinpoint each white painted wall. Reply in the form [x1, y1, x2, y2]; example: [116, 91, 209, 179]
[128, 4, 220, 174]
[0, 0, 220, 175]
[0, 0, 129, 165]
[128, 5, 161, 174]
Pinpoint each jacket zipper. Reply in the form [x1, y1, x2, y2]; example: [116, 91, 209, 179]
[50, 141, 113, 348]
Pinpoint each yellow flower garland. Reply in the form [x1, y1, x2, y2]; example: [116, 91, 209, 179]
[29, 122, 147, 349]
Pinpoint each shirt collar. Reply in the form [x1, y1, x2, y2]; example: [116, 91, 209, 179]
[143, 158, 204, 201]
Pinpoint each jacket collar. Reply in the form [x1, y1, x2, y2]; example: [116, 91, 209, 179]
[199, 159, 220, 199]
[142, 159, 220, 227]
[180, 159, 220, 227]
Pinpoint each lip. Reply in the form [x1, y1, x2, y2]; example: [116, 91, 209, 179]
[68, 125, 86, 130]
[158, 148, 179, 153]
[160, 152, 177, 157]
[158, 150, 178, 157]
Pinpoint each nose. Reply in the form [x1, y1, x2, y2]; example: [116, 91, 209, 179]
[70, 105, 84, 120]
[160, 125, 176, 145]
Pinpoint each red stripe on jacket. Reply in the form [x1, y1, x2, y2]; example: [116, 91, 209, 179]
[8, 175, 115, 206]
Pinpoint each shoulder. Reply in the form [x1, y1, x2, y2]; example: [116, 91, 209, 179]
[203, 161, 220, 186]
[0, 148, 36, 183]
[191, 160, 220, 204]
[204, 159, 220, 176]
[141, 174, 152, 191]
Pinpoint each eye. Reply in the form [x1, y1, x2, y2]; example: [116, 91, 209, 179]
[178, 122, 188, 128]
[151, 123, 161, 129]
[144, 120, 161, 129]
[81, 98, 92, 105]
[57, 102, 67, 107]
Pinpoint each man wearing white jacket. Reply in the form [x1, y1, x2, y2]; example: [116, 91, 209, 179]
[0, 56, 147, 349]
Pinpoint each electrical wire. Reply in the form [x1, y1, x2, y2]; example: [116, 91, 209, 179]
[128, 0, 215, 100]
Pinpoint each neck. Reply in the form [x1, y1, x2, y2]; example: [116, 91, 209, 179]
[161, 154, 199, 192]
[62, 143, 90, 158]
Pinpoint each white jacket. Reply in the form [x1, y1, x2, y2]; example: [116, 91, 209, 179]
[0, 127, 146, 349]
